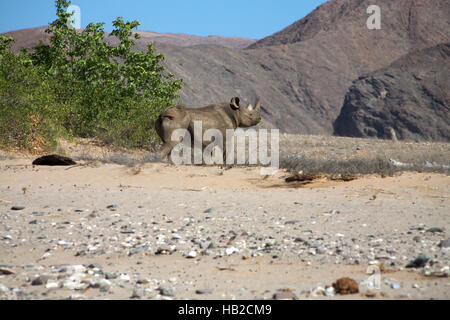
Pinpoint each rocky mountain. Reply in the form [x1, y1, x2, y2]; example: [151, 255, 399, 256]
[3, 0, 450, 138]
[134, 31, 256, 49]
[156, 0, 449, 134]
[333, 43, 449, 142]
[2, 26, 256, 50]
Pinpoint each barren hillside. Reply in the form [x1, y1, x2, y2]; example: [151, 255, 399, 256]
[2, 0, 449, 139]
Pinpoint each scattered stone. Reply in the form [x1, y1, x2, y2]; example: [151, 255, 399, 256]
[87, 263, 102, 269]
[438, 239, 450, 248]
[119, 274, 131, 282]
[10, 206, 25, 211]
[390, 283, 400, 289]
[225, 247, 239, 255]
[61, 265, 86, 275]
[195, 288, 213, 295]
[0, 284, 10, 295]
[32, 154, 76, 166]
[273, 289, 297, 300]
[324, 286, 335, 297]
[185, 250, 197, 258]
[120, 228, 136, 234]
[0, 267, 15, 275]
[105, 272, 118, 280]
[155, 245, 172, 255]
[406, 254, 430, 268]
[426, 227, 444, 233]
[89, 279, 111, 291]
[31, 274, 51, 286]
[63, 275, 88, 290]
[45, 280, 61, 289]
[365, 290, 377, 298]
[158, 285, 176, 297]
[332, 277, 359, 295]
[311, 286, 326, 297]
[106, 204, 118, 210]
[129, 246, 147, 256]
[203, 208, 214, 214]
[199, 240, 212, 249]
[87, 212, 99, 218]
[131, 286, 146, 299]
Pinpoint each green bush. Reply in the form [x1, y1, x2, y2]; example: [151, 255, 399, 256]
[0, 36, 68, 151]
[0, 0, 182, 152]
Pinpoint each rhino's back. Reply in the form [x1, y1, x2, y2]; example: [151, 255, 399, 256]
[185, 103, 237, 130]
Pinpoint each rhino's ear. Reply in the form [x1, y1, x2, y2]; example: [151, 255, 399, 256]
[230, 97, 240, 110]
[255, 100, 261, 110]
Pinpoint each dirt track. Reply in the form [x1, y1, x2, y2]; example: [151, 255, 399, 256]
[0, 157, 449, 300]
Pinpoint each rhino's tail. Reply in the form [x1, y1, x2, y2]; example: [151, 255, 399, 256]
[155, 106, 188, 143]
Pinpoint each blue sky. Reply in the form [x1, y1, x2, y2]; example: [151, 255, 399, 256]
[0, 0, 328, 39]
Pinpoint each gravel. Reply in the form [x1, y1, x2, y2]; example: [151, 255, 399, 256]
[0, 160, 448, 300]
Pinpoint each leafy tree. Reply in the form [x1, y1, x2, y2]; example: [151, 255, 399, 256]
[1, 0, 182, 151]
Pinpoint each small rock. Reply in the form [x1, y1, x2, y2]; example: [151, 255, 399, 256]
[131, 287, 146, 299]
[406, 254, 430, 268]
[203, 208, 214, 214]
[185, 250, 197, 258]
[391, 283, 400, 289]
[87, 263, 102, 269]
[225, 247, 239, 255]
[89, 279, 111, 290]
[195, 288, 213, 295]
[61, 265, 86, 275]
[120, 228, 135, 234]
[155, 245, 172, 255]
[311, 286, 326, 297]
[11, 206, 25, 211]
[273, 289, 297, 300]
[426, 227, 443, 233]
[365, 290, 377, 298]
[63, 274, 88, 290]
[45, 280, 61, 289]
[0, 267, 15, 275]
[158, 285, 176, 297]
[32, 154, 76, 166]
[0, 284, 10, 295]
[129, 246, 147, 256]
[119, 273, 131, 282]
[105, 272, 118, 280]
[32, 274, 51, 286]
[332, 277, 359, 295]
[199, 241, 212, 249]
[324, 286, 335, 297]
[438, 239, 450, 248]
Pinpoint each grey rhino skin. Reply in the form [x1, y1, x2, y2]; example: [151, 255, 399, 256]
[155, 97, 261, 161]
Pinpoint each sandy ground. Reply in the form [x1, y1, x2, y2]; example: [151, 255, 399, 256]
[0, 155, 449, 300]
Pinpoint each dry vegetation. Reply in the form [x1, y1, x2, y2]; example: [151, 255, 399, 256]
[5, 134, 447, 180]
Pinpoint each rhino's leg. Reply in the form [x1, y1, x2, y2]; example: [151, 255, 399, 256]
[158, 141, 179, 162]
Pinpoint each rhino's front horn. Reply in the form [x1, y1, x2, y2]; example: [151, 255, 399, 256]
[230, 97, 240, 110]
[255, 100, 261, 109]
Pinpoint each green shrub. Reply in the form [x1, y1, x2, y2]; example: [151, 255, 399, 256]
[0, 0, 182, 152]
[0, 36, 68, 151]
